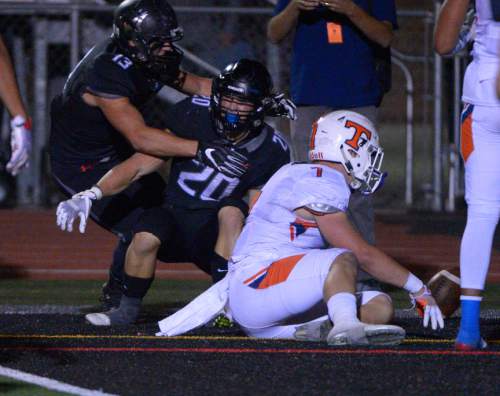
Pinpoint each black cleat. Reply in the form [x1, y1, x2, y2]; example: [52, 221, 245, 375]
[99, 280, 123, 311]
[87, 296, 141, 326]
[85, 307, 138, 326]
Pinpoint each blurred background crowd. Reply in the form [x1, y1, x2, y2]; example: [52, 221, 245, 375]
[0, 0, 468, 213]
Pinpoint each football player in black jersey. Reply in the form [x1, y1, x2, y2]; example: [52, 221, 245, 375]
[57, 59, 296, 325]
[50, 0, 248, 308]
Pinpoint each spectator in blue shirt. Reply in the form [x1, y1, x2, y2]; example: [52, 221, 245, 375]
[268, 0, 397, 162]
[267, 0, 397, 285]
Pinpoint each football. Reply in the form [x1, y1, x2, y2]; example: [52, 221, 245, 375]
[427, 269, 461, 318]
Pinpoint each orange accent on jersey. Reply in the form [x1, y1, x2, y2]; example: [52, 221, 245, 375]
[311, 166, 323, 177]
[257, 254, 305, 289]
[293, 218, 318, 227]
[327, 22, 343, 44]
[344, 120, 372, 150]
[309, 121, 319, 150]
[460, 110, 474, 162]
[290, 217, 318, 241]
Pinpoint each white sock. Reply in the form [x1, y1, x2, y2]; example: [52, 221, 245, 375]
[327, 293, 360, 327]
[460, 205, 499, 289]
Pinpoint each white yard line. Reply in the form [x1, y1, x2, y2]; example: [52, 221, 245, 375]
[0, 365, 118, 396]
[0, 304, 91, 314]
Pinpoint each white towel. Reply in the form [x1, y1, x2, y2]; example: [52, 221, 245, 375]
[156, 276, 229, 337]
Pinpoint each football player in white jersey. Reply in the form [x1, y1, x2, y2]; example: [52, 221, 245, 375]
[435, 0, 500, 350]
[194, 110, 443, 346]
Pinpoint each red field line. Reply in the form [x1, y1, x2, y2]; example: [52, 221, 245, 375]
[1, 346, 500, 356]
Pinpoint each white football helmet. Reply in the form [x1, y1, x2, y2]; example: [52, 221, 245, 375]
[308, 110, 385, 194]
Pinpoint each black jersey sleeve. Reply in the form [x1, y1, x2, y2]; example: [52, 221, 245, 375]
[250, 130, 291, 189]
[86, 54, 138, 99]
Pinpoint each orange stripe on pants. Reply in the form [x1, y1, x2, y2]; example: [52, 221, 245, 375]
[461, 110, 474, 163]
[243, 267, 268, 285]
[257, 254, 305, 289]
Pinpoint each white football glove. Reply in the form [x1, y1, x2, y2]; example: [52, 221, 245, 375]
[411, 285, 445, 330]
[6, 115, 32, 176]
[56, 186, 102, 233]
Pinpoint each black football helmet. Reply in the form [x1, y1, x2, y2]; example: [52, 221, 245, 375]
[210, 59, 274, 142]
[113, 0, 183, 84]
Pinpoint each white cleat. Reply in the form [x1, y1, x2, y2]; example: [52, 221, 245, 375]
[294, 319, 333, 342]
[85, 312, 111, 326]
[327, 322, 405, 346]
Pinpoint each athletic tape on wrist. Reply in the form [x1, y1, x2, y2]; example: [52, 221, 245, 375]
[90, 186, 103, 200]
[403, 272, 424, 294]
[10, 115, 26, 128]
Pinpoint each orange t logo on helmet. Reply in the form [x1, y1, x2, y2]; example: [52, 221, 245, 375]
[344, 120, 372, 150]
[309, 121, 319, 150]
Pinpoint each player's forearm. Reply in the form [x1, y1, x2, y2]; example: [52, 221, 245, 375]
[348, 7, 393, 47]
[357, 245, 411, 289]
[131, 127, 198, 158]
[95, 156, 159, 196]
[96, 169, 136, 196]
[267, 3, 300, 44]
[0, 38, 28, 118]
[497, 71, 500, 98]
[434, 0, 470, 55]
[182, 73, 212, 97]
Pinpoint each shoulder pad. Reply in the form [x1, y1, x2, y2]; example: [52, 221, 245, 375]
[304, 202, 342, 215]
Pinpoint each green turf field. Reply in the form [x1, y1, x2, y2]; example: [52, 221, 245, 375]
[0, 279, 211, 308]
[0, 375, 68, 395]
[1, 279, 500, 310]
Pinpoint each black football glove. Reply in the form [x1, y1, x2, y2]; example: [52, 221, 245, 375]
[264, 93, 297, 120]
[196, 140, 248, 178]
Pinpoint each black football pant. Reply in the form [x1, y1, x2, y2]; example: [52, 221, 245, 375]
[133, 205, 219, 274]
[132, 196, 249, 275]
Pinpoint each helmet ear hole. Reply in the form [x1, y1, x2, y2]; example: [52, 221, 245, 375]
[347, 148, 359, 158]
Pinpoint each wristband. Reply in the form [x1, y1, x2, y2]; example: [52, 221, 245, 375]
[403, 273, 424, 294]
[90, 186, 103, 200]
[10, 115, 32, 130]
[11, 115, 26, 128]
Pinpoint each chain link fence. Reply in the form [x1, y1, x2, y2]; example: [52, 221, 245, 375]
[0, 1, 454, 210]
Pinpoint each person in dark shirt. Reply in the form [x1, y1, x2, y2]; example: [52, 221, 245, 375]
[56, 59, 295, 326]
[50, 0, 248, 309]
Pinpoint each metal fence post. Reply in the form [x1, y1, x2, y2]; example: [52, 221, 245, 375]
[70, 8, 80, 70]
[12, 36, 32, 205]
[33, 17, 48, 206]
[391, 56, 415, 207]
[432, 1, 443, 211]
[446, 55, 463, 212]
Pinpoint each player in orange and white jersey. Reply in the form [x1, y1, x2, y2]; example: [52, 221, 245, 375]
[435, 0, 500, 350]
[225, 110, 444, 345]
